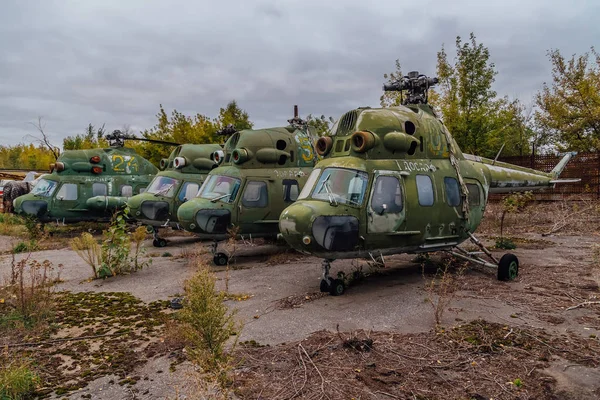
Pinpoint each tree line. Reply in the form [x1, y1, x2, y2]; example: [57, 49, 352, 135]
[381, 33, 600, 158]
[1, 34, 598, 169]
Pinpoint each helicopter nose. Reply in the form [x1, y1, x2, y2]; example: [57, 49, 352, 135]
[193, 209, 231, 234]
[17, 200, 48, 217]
[140, 201, 170, 220]
[312, 215, 360, 251]
[280, 204, 360, 252]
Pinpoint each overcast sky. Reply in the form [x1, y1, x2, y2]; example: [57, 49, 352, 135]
[0, 0, 597, 147]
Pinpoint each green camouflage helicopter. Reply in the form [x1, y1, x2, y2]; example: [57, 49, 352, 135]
[177, 107, 319, 265]
[126, 142, 223, 247]
[278, 71, 579, 296]
[13, 131, 173, 223]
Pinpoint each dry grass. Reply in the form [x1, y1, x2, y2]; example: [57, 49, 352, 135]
[478, 197, 600, 237]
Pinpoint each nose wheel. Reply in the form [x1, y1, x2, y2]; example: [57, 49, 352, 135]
[210, 240, 230, 266]
[150, 226, 168, 247]
[320, 259, 345, 296]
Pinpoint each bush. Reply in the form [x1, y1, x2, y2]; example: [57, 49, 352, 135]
[179, 263, 240, 375]
[495, 237, 516, 250]
[0, 357, 40, 400]
[71, 209, 150, 279]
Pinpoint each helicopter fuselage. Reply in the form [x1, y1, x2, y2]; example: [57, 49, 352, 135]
[279, 104, 562, 260]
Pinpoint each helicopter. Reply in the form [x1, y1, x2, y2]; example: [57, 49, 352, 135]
[13, 131, 174, 223]
[278, 71, 579, 296]
[176, 106, 319, 266]
[126, 142, 223, 247]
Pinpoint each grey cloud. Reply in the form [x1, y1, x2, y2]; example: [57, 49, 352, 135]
[0, 0, 597, 147]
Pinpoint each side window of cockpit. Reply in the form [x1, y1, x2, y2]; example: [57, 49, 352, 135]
[283, 179, 299, 202]
[371, 176, 403, 213]
[57, 183, 78, 201]
[444, 177, 461, 207]
[92, 183, 107, 196]
[242, 181, 268, 208]
[416, 175, 434, 206]
[120, 185, 133, 197]
[466, 183, 481, 206]
[179, 182, 200, 202]
[138, 186, 147, 194]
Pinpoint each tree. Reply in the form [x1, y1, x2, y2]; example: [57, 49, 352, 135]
[434, 33, 530, 157]
[306, 114, 334, 136]
[131, 101, 253, 165]
[63, 123, 109, 150]
[216, 100, 253, 131]
[535, 48, 600, 151]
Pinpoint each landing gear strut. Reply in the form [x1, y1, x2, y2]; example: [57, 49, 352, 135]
[447, 232, 519, 281]
[149, 226, 167, 248]
[319, 259, 345, 296]
[210, 240, 229, 266]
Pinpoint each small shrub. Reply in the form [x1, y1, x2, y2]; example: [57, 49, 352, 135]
[495, 237, 516, 250]
[23, 216, 43, 241]
[1, 258, 59, 330]
[161, 252, 173, 257]
[500, 191, 534, 237]
[179, 262, 240, 377]
[70, 233, 101, 279]
[72, 208, 150, 279]
[0, 357, 40, 400]
[423, 257, 465, 328]
[12, 242, 29, 254]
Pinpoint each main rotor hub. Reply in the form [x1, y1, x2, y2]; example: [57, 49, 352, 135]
[382, 70, 439, 105]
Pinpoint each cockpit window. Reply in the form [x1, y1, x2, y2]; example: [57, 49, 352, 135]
[147, 176, 180, 198]
[311, 168, 368, 206]
[31, 179, 58, 197]
[298, 169, 321, 200]
[198, 175, 241, 203]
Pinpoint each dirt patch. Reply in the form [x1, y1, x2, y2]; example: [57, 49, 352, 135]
[234, 319, 600, 399]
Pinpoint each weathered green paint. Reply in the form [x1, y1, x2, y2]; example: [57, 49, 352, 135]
[126, 144, 222, 227]
[278, 104, 575, 259]
[13, 147, 158, 223]
[177, 124, 318, 240]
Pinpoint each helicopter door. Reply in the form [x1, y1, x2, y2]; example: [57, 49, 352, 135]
[54, 183, 79, 213]
[367, 172, 405, 234]
[238, 179, 273, 235]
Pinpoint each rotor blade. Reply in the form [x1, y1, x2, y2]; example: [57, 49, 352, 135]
[122, 136, 180, 146]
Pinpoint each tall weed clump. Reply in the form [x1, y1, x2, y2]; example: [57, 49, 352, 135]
[178, 262, 240, 383]
[0, 256, 60, 331]
[0, 355, 40, 400]
[70, 208, 150, 279]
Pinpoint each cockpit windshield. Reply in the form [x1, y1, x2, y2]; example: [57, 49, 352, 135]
[309, 168, 368, 206]
[147, 176, 180, 198]
[197, 175, 241, 203]
[31, 179, 58, 197]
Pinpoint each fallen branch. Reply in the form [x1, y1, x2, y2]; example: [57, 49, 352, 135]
[566, 301, 600, 311]
[299, 343, 327, 396]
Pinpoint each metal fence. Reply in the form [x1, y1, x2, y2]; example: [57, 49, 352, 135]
[489, 152, 600, 201]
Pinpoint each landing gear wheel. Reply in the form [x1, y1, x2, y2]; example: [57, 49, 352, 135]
[213, 252, 229, 266]
[498, 253, 519, 281]
[153, 238, 167, 248]
[329, 279, 345, 296]
[320, 279, 331, 293]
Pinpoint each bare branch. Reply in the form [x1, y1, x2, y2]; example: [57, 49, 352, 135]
[26, 116, 60, 160]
